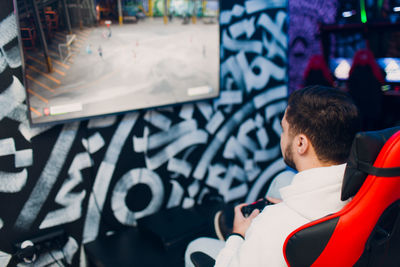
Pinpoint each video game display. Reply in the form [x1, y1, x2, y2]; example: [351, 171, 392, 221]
[17, 0, 220, 125]
[330, 57, 400, 83]
[330, 58, 352, 80]
[377, 58, 400, 83]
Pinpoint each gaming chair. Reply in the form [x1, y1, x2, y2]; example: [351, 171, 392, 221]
[302, 55, 335, 88]
[347, 50, 385, 131]
[283, 127, 400, 267]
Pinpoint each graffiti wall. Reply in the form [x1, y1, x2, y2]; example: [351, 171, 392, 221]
[0, 0, 288, 265]
[288, 0, 338, 93]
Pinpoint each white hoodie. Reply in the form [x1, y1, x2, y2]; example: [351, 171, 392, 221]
[215, 164, 349, 267]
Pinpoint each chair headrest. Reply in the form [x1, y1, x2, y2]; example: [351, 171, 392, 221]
[341, 127, 400, 201]
[349, 49, 384, 84]
[303, 54, 334, 86]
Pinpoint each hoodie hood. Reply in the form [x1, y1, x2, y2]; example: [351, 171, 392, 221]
[280, 164, 349, 221]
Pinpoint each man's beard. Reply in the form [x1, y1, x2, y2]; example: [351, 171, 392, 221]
[283, 142, 297, 171]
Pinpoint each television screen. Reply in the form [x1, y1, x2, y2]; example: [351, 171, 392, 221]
[377, 58, 400, 83]
[330, 57, 353, 80]
[16, 0, 220, 126]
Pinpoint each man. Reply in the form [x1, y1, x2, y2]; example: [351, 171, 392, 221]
[185, 86, 361, 267]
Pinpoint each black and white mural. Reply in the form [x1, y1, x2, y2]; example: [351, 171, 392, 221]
[0, 0, 288, 265]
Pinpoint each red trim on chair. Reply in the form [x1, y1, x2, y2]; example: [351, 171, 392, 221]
[283, 130, 400, 266]
[349, 49, 385, 84]
[303, 55, 334, 86]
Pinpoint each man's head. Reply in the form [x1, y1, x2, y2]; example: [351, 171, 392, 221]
[281, 86, 361, 171]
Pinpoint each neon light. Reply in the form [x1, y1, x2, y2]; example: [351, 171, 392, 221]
[378, 0, 384, 11]
[360, 0, 367, 23]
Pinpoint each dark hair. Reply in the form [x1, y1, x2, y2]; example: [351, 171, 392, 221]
[286, 86, 361, 164]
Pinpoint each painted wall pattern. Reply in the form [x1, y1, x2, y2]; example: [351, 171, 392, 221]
[0, 0, 288, 265]
[288, 0, 338, 93]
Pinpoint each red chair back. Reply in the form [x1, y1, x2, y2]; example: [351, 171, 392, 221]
[303, 55, 334, 87]
[283, 127, 400, 266]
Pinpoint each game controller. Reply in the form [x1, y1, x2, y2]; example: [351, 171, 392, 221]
[241, 199, 272, 217]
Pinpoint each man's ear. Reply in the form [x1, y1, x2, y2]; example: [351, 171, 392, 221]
[295, 134, 309, 155]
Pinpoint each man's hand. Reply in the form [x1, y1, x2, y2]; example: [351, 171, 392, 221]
[232, 203, 260, 237]
[266, 196, 282, 204]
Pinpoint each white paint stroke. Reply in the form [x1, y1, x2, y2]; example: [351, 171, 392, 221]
[257, 11, 287, 49]
[19, 123, 53, 142]
[145, 129, 208, 170]
[3, 45, 21, 69]
[182, 197, 195, 209]
[252, 85, 287, 109]
[266, 100, 286, 121]
[220, 56, 245, 90]
[222, 30, 263, 54]
[167, 158, 192, 178]
[7, 103, 27, 123]
[166, 180, 184, 208]
[87, 115, 117, 128]
[214, 90, 243, 108]
[223, 136, 248, 164]
[229, 16, 256, 39]
[0, 138, 32, 168]
[238, 118, 259, 152]
[0, 14, 17, 47]
[0, 169, 27, 193]
[15, 149, 33, 168]
[220, 4, 245, 25]
[225, 77, 235, 90]
[7, 104, 53, 141]
[206, 164, 226, 189]
[134, 119, 197, 152]
[205, 111, 225, 134]
[246, 158, 286, 203]
[0, 251, 11, 267]
[144, 110, 171, 131]
[255, 113, 264, 128]
[197, 187, 210, 205]
[245, 0, 287, 14]
[132, 126, 149, 152]
[262, 31, 286, 61]
[219, 165, 248, 203]
[0, 138, 15, 156]
[14, 122, 80, 230]
[254, 145, 281, 162]
[83, 112, 138, 243]
[196, 102, 213, 121]
[272, 116, 283, 136]
[256, 127, 269, 149]
[0, 13, 20, 71]
[179, 103, 194, 120]
[247, 167, 261, 182]
[239, 54, 286, 92]
[87, 132, 105, 154]
[193, 101, 254, 180]
[111, 168, 164, 226]
[0, 76, 26, 121]
[39, 152, 92, 229]
[188, 179, 200, 198]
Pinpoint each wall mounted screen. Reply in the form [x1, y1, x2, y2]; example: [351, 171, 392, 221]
[377, 58, 400, 83]
[16, 0, 220, 126]
[330, 57, 353, 80]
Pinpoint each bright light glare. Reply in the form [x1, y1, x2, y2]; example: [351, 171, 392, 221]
[342, 11, 354, 17]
